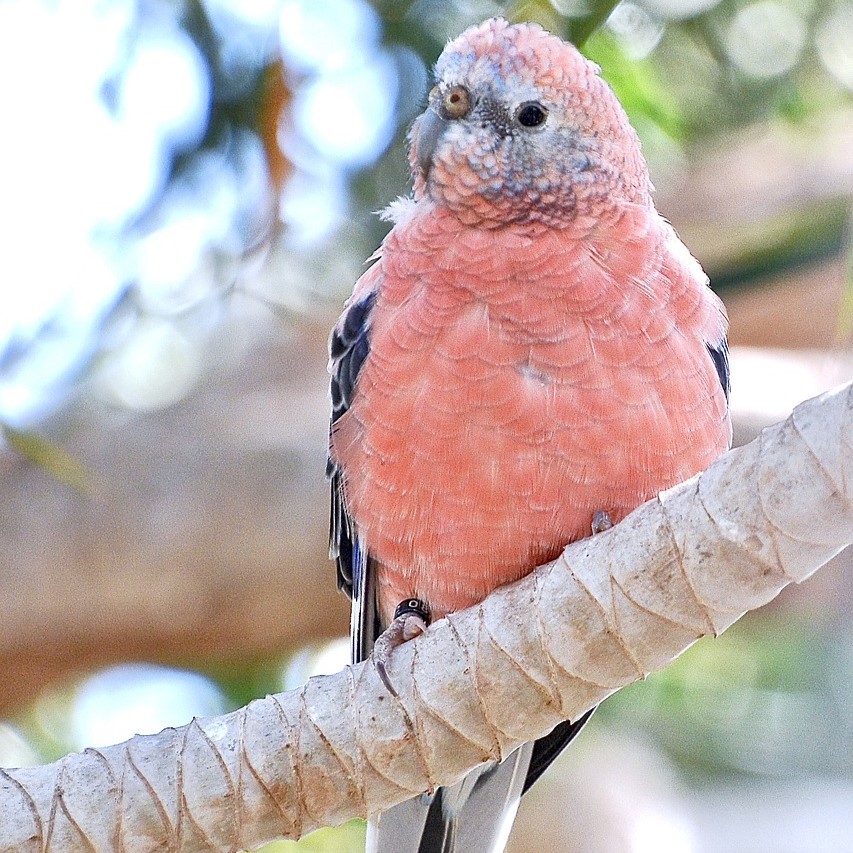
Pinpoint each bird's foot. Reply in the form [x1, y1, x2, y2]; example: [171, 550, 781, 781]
[591, 510, 614, 535]
[373, 598, 431, 697]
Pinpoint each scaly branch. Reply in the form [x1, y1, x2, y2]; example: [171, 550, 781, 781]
[2, 382, 852, 853]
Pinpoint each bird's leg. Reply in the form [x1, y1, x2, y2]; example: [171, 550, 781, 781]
[591, 510, 614, 535]
[373, 598, 431, 697]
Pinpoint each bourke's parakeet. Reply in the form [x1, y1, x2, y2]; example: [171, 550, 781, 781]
[327, 17, 731, 853]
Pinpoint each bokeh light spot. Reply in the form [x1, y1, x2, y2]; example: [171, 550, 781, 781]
[279, 0, 379, 73]
[295, 57, 398, 165]
[639, 0, 722, 21]
[630, 808, 696, 853]
[816, 3, 853, 90]
[119, 28, 211, 154]
[0, 724, 38, 768]
[70, 664, 226, 749]
[607, 2, 666, 60]
[725, 1, 807, 79]
[96, 318, 203, 411]
[281, 638, 350, 691]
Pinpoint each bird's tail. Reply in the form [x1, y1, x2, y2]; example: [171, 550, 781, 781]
[365, 742, 533, 853]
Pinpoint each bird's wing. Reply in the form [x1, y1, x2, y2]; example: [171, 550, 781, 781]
[706, 335, 731, 403]
[328, 286, 381, 663]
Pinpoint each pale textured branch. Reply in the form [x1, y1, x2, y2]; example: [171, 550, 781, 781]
[2, 382, 853, 853]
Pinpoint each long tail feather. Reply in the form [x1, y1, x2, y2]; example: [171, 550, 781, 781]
[367, 743, 534, 853]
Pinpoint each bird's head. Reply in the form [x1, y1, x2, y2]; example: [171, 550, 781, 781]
[408, 17, 651, 229]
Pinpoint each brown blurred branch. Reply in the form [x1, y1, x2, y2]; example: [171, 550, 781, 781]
[0, 320, 346, 714]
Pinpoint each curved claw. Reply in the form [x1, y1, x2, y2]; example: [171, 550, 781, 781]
[373, 600, 431, 697]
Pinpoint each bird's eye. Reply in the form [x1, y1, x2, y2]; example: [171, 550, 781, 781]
[440, 85, 471, 119]
[515, 102, 548, 128]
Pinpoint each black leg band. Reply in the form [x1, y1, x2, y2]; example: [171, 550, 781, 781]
[394, 598, 431, 623]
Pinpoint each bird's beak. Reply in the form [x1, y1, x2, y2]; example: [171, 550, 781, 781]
[415, 107, 449, 181]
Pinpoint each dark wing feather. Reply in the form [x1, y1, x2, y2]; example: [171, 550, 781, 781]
[523, 709, 595, 793]
[327, 290, 380, 662]
[330, 290, 376, 427]
[707, 336, 730, 402]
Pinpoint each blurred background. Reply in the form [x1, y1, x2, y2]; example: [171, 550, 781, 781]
[0, 0, 852, 850]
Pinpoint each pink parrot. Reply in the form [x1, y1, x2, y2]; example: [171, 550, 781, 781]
[328, 17, 731, 853]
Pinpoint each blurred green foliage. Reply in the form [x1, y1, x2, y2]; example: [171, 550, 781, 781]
[258, 823, 366, 853]
[598, 614, 853, 780]
[1, 424, 92, 492]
